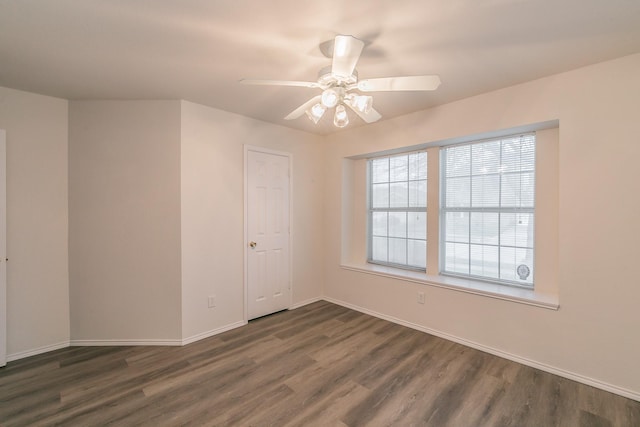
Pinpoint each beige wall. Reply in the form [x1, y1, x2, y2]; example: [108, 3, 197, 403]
[0, 87, 70, 357]
[66, 99, 324, 344]
[323, 53, 640, 397]
[180, 101, 325, 340]
[69, 100, 182, 342]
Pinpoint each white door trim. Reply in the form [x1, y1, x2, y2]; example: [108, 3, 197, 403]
[0, 130, 6, 367]
[243, 145, 293, 322]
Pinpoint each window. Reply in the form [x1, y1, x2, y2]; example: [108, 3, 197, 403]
[368, 152, 427, 270]
[440, 134, 536, 287]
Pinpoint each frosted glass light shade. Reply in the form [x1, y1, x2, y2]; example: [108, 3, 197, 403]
[334, 104, 349, 127]
[305, 103, 326, 124]
[352, 95, 373, 113]
[321, 88, 339, 108]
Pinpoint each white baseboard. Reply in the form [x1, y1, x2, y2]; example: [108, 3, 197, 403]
[181, 320, 246, 346]
[68, 320, 248, 348]
[289, 296, 323, 310]
[323, 296, 640, 403]
[70, 339, 182, 347]
[7, 321, 249, 361]
[7, 341, 70, 362]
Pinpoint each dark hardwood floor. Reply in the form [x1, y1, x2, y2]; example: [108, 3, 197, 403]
[1, 301, 638, 426]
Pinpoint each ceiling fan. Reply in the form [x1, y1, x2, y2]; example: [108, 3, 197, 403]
[240, 35, 441, 128]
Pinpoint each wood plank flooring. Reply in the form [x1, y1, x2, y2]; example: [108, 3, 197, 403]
[1, 301, 638, 426]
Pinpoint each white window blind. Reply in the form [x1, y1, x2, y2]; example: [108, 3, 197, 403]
[440, 134, 535, 287]
[368, 152, 427, 270]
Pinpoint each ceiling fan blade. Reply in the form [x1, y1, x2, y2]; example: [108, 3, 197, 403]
[284, 95, 322, 120]
[331, 35, 364, 78]
[357, 75, 441, 92]
[346, 103, 382, 124]
[239, 79, 320, 88]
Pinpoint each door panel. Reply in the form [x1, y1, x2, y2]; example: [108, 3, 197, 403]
[247, 150, 290, 320]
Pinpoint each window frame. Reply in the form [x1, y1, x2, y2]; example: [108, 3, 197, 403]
[439, 133, 536, 289]
[366, 150, 428, 272]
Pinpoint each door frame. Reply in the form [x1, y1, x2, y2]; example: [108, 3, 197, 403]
[243, 145, 293, 323]
[0, 130, 6, 367]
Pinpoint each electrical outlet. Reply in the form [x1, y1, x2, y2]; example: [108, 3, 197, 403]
[208, 295, 216, 308]
[417, 291, 425, 304]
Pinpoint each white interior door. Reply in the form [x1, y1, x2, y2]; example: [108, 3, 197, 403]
[246, 148, 291, 320]
[0, 130, 6, 367]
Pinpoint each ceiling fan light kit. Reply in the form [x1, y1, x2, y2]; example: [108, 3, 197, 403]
[349, 94, 373, 114]
[306, 102, 326, 124]
[240, 34, 441, 129]
[333, 104, 349, 128]
[321, 88, 340, 108]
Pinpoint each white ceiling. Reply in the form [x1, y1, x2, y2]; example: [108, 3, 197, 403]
[1, 0, 640, 135]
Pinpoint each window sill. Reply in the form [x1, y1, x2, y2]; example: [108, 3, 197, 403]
[340, 263, 559, 310]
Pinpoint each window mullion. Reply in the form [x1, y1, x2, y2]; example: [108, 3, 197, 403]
[440, 149, 446, 274]
[405, 157, 410, 265]
[498, 139, 503, 281]
[468, 147, 473, 275]
[387, 158, 390, 263]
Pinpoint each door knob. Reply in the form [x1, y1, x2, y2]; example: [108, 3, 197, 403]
[249, 241, 257, 248]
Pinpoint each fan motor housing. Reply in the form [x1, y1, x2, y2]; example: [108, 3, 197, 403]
[317, 66, 358, 86]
